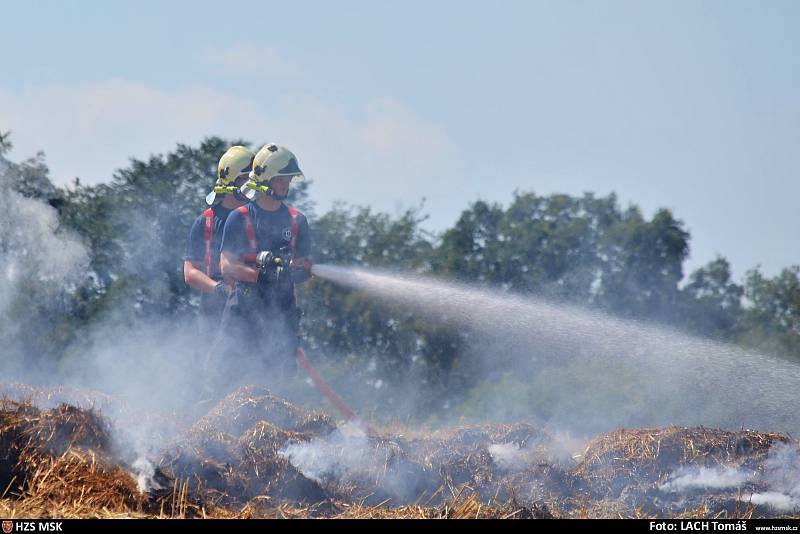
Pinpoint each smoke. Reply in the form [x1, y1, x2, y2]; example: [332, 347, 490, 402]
[0, 160, 169, 488]
[279, 422, 370, 484]
[487, 432, 578, 471]
[132, 456, 161, 493]
[0, 164, 88, 360]
[278, 421, 434, 504]
[0, 157, 318, 490]
[660, 466, 750, 492]
[658, 443, 800, 512]
[748, 492, 796, 512]
[487, 442, 527, 471]
[755, 442, 800, 512]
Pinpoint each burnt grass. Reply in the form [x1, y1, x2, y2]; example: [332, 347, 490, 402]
[1, 385, 798, 519]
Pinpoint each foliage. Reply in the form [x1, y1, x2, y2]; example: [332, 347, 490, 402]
[2, 133, 799, 420]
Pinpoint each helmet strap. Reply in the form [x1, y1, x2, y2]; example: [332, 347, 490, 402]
[267, 177, 288, 201]
[233, 188, 249, 202]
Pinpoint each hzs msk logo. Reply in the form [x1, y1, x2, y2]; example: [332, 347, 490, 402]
[2, 521, 12, 534]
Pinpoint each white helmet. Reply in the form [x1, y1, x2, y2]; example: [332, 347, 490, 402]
[206, 146, 254, 205]
[242, 143, 304, 200]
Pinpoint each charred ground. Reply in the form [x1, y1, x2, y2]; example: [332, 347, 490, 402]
[0, 384, 798, 519]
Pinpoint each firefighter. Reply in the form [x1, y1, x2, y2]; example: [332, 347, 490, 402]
[184, 145, 254, 320]
[220, 143, 313, 382]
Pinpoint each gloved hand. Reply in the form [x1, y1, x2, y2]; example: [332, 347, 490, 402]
[213, 281, 231, 298]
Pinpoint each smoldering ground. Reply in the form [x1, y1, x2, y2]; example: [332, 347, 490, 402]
[4, 386, 800, 516]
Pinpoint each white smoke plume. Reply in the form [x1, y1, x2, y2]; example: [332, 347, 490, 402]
[278, 421, 431, 504]
[279, 422, 370, 484]
[659, 442, 800, 512]
[0, 161, 89, 377]
[0, 167, 88, 334]
[0, 155, 222, 489]
[660, 466, 750, 492]
[748, 492, 797, 512]
[488, 442, 527, 471]
[487, 432, 579, 471]
[753, 442, 800, 512]
[763, 443, 800, 496]
[132, 456, 161, 493]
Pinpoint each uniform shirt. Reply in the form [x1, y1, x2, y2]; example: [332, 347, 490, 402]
[221, 203, 311, 262]
[185, 204, 233, 281]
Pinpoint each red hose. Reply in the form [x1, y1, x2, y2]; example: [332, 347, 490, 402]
[295, 347, 359, 422]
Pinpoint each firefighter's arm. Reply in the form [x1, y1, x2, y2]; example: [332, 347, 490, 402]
[183, 260, 219, 293]
[220, 250, 259, 283]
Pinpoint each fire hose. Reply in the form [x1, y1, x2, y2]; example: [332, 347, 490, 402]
[294, 347, 374, 435]
[204, 294, 372, 432]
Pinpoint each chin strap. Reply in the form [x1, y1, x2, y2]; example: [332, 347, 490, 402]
[213, 185, 237, 194]
[242, 180, 289, 200]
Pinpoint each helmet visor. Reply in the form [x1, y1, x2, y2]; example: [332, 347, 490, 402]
[275, 157, 304, 182]
[276, 172, 304, 183]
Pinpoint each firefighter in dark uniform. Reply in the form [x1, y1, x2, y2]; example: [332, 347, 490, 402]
[183, 145, 254, 321]
[220, 143, 313, 385]
[184, 146, 254, 405]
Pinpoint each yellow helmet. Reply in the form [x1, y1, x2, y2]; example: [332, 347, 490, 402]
[206, 146, 254, 205]
[242, 143, 304, 200]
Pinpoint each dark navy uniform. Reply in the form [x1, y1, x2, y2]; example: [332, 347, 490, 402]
[185, 204, 233, 317]
[221, 202, 311, 377]
[221, 203, 310, 264]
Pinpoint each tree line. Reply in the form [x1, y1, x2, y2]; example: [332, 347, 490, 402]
[2, 134, 798, 421]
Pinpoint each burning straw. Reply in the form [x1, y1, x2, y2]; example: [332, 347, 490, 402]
[2, 386, 799, 519]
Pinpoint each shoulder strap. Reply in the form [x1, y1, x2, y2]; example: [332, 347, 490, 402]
[202, 208, 215, 276]
[238, 205, 258, 264]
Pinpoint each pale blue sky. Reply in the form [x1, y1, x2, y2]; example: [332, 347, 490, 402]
[1, 0, 798, 279]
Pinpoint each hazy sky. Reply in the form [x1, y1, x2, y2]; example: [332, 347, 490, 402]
[1, 0, 797, 279]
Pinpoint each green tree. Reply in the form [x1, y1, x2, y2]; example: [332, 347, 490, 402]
[680, 257, 743, 339]
[739, 266, 800, 359]
[0, 131, 60, 203]
[596, 207, 689, 320]
[433, 192, 691, 320]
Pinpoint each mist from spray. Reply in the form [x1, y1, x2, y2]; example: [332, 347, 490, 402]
[310, 264, 800, 435]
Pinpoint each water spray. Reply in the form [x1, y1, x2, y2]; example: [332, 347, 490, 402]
[309, 264, 800, 434]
